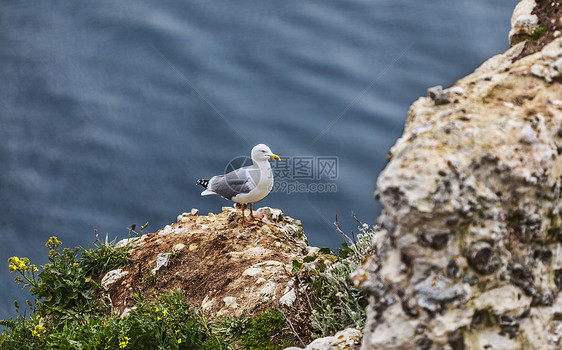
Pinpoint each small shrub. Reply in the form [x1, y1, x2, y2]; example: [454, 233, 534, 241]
[293, 219, 375, 338]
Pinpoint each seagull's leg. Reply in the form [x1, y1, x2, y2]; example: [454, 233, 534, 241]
[250, 202, 265, 220]
[249, 202, 264, 220]
[249, 202, 255, 220]
[242, 203, 255, 227]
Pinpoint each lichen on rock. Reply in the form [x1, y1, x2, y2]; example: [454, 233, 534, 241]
[356, 2, 562, 348]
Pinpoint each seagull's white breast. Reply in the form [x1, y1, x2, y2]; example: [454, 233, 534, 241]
[232, 163, 274, 204]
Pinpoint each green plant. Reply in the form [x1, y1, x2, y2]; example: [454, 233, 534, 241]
[293, 218, 374, 338]
[1, 289, 229, 350]
[240, 309, 288, 350]
[8, 236, 101, 322]
[527, 25, 548, 41]
[215, 309, 294, 350]
[141, 264, 157, 286]
[113, 289, 227, 350]
[81, 223, 148, 276]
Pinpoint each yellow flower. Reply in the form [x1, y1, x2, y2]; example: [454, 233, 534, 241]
[178, 338, 182, 344]
[8, 257, 33, 273]
[162, 309, 168, 316]
[8, 257, 20, 272]
[119, 336, 130, 349]
[45, 236, 62, 250]
[32, 324, 46, 337]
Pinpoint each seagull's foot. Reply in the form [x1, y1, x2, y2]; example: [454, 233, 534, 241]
[242, 220, 255, 228]
[250, 214, 264, 220]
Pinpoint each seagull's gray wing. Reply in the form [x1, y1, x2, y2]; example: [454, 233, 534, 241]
[208, 166, 256, 200]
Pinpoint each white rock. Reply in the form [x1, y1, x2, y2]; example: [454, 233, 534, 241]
[259, 281, 277, 298]
[380, 249, 406, 285]
[256, 207, 284, 221]
[223, 296, 239, 309]
[151, 252, 171, 276]
[296, 328, 361, 350]
[508, 0, 538, 46]
[158, 225, 174, 235]
[173, 243, 185, 251]
[115, 235, 146, 248]
[518, 124, 538, 144]
[242, 267, 263, 277]
[555, 57, 562, 72]
[279, 288, 296, 307]
[120, 307, 136, 318]
[474, 330, 522, 350]
[101, 269, 129, 291]
[449, 86, 464, 95]
[431, 308, 474, 338]
[366, 303, 418, 349]
[201, 295, 214, 310]
[177, 213, 188, 222]
[306, 246, 320, 256]
[547, 320, 562, 343]
[473, 285, 532, 317]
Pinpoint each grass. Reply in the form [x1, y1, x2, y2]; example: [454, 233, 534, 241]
[81, 223, 148, 276]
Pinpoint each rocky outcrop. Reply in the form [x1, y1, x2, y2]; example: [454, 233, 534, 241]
[509, 0, 539, 47]
[101, 206, 309, 318]
[354, 2, 562, 349]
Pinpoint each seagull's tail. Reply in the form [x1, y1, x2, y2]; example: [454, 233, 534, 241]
[196, 179, 209, 189]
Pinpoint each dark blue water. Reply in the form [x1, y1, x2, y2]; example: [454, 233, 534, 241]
[1, 1, 517, 319]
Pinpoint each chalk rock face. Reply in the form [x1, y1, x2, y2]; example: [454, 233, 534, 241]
[356, 18, 562, 350]
[508, 0, 538, 47]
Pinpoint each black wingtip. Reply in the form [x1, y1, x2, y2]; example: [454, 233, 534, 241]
[196, 179, 209, 189]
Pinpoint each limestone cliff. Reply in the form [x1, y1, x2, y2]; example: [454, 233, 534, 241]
[354, 1, 562, 349]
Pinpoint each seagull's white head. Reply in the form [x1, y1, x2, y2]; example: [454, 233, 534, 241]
[251, 144, 280, 163]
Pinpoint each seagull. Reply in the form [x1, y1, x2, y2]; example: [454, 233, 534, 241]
[197, 144, 280, 227]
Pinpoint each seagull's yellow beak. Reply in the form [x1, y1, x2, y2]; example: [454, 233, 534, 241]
[269, 154, 280, 161]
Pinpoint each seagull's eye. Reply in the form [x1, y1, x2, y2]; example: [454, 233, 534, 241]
[262, 150, 266, 153]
